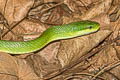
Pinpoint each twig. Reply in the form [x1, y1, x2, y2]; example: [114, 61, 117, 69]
[79, 0, 88, 10]
[64, 72, 105, 80]
[91, 60, 120, 80]
[0, 13, 17, 38]
[2, 17, 26, 38]
[39, 2, 64, 20]
[43, 33, 115, 80]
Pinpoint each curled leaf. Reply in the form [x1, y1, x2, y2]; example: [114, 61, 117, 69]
[57, 30, 112, 67]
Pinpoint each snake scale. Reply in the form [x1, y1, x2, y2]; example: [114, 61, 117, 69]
[0, 20, 100, 54]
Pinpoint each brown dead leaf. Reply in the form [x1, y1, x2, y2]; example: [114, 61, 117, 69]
[115, 46, 120, 60]
[0, 0, 119, 79]
[44, 0, 62, 3]
[64, 0, 92, 12]
[0, 0, 34, 25]
[0, 52, 40, 80]
[15, 58, 40, 80]
[3, 19, 47, 41]
[91, 14, 110, 30]
[41, 6, 63, 25]
[0, 52, 18, 80]
[0, 0, 35, 40]
[88, 45, 120, 79]
[25, 54, 61, 77]
[109, 4, 120, 22]
[80, 0, 112, 20]
[90, 45, 119, 70]
[110, 19, 120, 40]
[38, 41, 60, 62]
[17, 19, 46, 40]
[32, 0, 44, 8]
[57, 0, 113, 67]
[29, 2, 67, 25]
[57, 30, 112, 67]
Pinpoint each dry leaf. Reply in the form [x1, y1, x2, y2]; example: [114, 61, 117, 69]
[109, 4, 120, 22]
[110, 20, 120, 40]
[44, 0, 62, 3]
[115, 45, 120, 60]
[0, 52, 40, 80]
[57, 30, 112, 67]
[0, 0, 119, 79]
[25, 54, 61, 77]
[0, 52, 18, 80]
[88, 45, 120, 79]
[57, 0, 113, 67]
[90, 45, 119, 70]
[64, 0, 92, 12]
[0, 0, 34, 25]
[32, 0, 44, 8]
[16, 58, 40, 80]
[3, 19, 47, 41]
[80, 0, 112, 20]
[17, 19, 46, 40]
[38, 42, 60, 62]
[91, 14, 110, 29]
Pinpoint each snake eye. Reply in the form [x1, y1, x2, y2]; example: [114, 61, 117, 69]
[89, 26, 93, 29]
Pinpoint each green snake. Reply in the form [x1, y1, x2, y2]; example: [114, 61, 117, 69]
[0, 20, 100, 54]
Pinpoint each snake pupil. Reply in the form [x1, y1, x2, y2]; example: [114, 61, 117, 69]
[89, 26, 93, 29]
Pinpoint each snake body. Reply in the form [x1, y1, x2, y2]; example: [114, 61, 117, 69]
[0, 20, 100, 54]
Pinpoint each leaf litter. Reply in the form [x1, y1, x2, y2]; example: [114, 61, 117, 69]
[0, 0, 119, 80]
